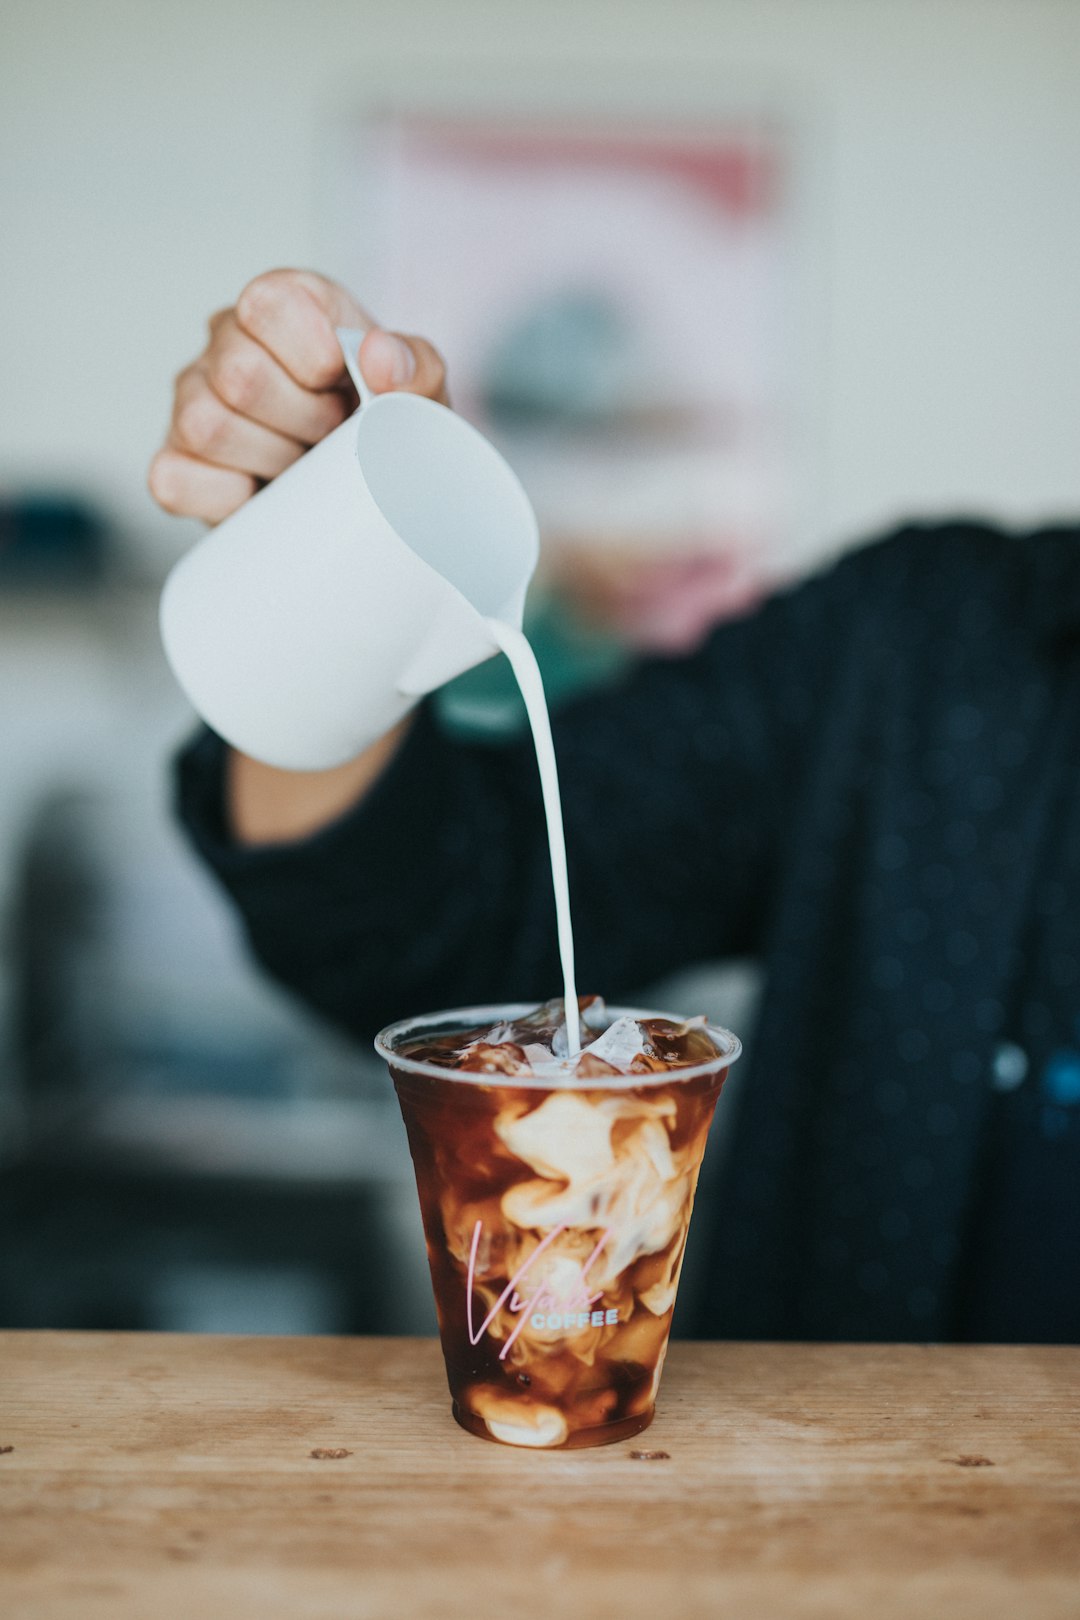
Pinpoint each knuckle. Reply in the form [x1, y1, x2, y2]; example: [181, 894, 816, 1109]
[307, 379, 344, 424]
[211, 346, 264, 414]
[236, 269, 293, 335]
[172, 362, 198, 399]
[303, 347, 344, 390]
[148, 452, 182, 512]
[294, 319, 344, 390]
[236, 269, 341, 388]
[176, 393, 229, 457]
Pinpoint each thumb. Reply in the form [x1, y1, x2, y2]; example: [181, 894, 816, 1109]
[358, 328, 450, 405]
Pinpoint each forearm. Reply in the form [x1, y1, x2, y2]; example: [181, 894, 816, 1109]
[225, 717, 414, 847]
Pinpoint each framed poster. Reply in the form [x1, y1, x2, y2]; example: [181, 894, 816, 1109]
[334, 114, 806, 651]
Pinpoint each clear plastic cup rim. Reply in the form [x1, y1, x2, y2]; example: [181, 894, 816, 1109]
[374, 1002, 742, 1089]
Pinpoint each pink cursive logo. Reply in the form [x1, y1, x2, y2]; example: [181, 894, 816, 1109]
[466, 1220, 617, 1360]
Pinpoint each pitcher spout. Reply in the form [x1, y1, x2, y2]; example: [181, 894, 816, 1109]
[396, 596, 506, 698]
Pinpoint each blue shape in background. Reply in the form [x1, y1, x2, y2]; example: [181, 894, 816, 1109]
[1042, 1050, 1080, 1107]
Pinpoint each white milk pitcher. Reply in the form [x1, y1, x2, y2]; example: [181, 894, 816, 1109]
[159, 328, 539, 770]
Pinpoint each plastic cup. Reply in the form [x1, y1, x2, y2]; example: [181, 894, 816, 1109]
[376, 1003, 741, 1450]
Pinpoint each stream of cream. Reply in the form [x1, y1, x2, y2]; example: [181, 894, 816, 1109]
[485, 619, 580, 1058]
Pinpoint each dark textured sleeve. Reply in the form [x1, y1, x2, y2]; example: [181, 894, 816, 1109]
[175, 533, 881, 1041]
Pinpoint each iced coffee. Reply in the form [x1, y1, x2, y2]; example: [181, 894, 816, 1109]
[376, 997, 740, 1450]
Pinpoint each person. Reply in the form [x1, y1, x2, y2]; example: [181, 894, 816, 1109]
[151, 269, 1080, 1346]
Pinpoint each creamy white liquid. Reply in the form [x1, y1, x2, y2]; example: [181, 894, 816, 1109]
[485, 619, 580, 1058]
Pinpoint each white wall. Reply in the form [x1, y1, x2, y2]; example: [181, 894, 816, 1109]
[2, 0, 1079, 571]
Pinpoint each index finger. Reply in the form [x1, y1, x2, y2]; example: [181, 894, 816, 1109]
[235, 271, 374, 391]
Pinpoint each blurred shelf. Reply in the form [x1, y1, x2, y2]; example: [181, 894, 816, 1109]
[22, 1093, 411, 1188]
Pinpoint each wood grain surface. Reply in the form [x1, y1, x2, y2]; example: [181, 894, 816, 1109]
[0, 1333, 1078, 1619]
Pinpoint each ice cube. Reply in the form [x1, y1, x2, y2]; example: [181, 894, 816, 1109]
[579, 1016, 651, 1075]
[456, 1041, 531, 1076]
[481, 1021, 518, 1046]
[580, 996, 608, 1032]
[638, 1015, 718, 1068]
[573, 1052, 621, 1080]
[509, 995, 607, 1059]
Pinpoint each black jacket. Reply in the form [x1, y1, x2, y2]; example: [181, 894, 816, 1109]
[178, 521, 1080, 1342]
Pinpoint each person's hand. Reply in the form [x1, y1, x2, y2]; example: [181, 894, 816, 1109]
[148, 269, 449, 524]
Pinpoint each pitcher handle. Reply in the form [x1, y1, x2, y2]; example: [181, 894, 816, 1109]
[335, 326, 375, 408]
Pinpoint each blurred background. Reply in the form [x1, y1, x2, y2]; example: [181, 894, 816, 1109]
[1, 0, 1078, 1336]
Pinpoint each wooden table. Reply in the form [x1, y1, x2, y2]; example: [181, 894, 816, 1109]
[1, 1334, 1078, 1619]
